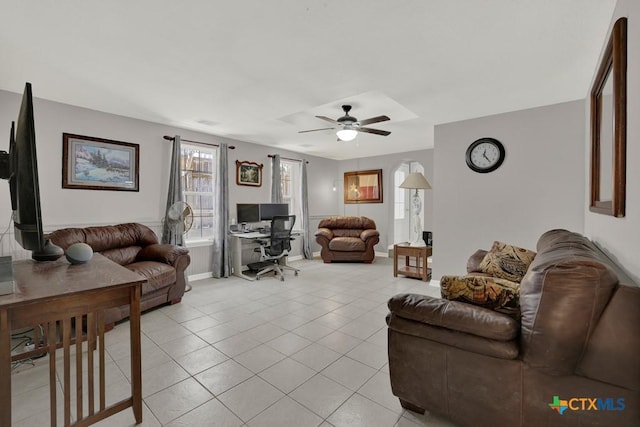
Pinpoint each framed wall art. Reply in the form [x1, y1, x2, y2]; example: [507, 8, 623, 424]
[62, 133, 139, 191]
[236, 160, 263, 187]
[344, 169, 383, 204]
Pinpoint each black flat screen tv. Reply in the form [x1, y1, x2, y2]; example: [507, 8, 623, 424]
[0, 83, 63, 261]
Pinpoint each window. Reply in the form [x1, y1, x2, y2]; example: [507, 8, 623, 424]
[181, 144, 216, 241]
[279, 159, 302, 225]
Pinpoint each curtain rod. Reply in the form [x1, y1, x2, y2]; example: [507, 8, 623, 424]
[268, 154, 309, 164]
[163, 135, 235, 149]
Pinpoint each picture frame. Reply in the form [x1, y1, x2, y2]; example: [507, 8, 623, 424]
[62, 133, 139, 191]
[590, 17, 626, 217]
[344, 169, 383, 204]
[236, 160, 263, 187]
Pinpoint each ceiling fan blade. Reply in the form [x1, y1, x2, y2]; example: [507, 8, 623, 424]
[298, 127, 335, 134]
[315, 115, 339, 124]
[359, 127, 391, 136]
[359, 115, 390, 126]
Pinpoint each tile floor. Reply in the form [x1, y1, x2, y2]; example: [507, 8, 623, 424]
[10, 257, 459, 427]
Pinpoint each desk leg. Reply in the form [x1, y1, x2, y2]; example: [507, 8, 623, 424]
[130, 284, 143, 424]
[0, 310, 10, 427]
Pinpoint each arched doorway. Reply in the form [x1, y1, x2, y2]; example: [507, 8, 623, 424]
[393, 161, 425, 245]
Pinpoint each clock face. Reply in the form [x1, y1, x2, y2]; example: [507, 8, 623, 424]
[465, 138, 505, 173]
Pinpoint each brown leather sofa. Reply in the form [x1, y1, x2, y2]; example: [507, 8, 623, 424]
[48, 223, 190, 327]
[315, 216, 379, 263]
[387, 229, 639, 427]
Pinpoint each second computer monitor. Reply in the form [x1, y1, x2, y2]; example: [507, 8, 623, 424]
[259, 203, 289, 221]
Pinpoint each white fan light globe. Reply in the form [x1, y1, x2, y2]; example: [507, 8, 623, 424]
[66, 243, 93, 265]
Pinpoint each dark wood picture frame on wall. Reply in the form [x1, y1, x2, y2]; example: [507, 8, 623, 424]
[590, 17, 626, 217]
[344, 169, 383, 204]
[236, 160, 263, 187]
[62, 133, 140, 191]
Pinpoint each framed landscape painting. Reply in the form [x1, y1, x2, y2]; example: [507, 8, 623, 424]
[62, 133, 140, 191]
[236, 160, 263, 187]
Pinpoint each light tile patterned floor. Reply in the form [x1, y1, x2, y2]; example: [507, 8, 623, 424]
[10, 257, 459, 426]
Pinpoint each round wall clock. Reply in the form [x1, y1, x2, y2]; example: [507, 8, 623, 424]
[465, 137, 505, 173]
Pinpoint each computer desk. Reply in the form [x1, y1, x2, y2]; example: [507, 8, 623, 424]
[230, 230, 301, 281]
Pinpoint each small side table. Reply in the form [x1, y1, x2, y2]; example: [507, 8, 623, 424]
[394, 244, 432, 281]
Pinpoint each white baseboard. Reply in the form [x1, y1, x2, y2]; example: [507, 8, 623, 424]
[188, 272, 213, 281]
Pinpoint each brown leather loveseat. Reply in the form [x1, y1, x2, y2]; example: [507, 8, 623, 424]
[315, 216, 379, 263]
[49, 223, 190, 328]
[386, 229, 639, 426]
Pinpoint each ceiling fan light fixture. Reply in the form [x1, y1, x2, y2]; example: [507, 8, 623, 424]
[336, 128, 358, 142]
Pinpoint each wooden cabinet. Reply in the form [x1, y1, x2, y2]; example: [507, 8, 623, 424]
[393, 244, 432, 281]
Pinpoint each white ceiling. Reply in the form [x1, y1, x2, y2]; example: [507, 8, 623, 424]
[1, 1, 616, 160]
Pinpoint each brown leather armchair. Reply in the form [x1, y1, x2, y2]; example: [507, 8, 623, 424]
[386, 229, 639, 426]
[315, 216, 379, 263]
[48, 223, 190, 327]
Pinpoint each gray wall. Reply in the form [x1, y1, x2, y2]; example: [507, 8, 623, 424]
[337, 149, 434, 252]
[0, 89, 338, 264]
[433, 100, 585, 280]
[226, 140, 338, 257]
[584, 0, 640, 282]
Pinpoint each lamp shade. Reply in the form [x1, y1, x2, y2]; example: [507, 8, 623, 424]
[399, 172, 431, 190]
[336, 128, 358, 142]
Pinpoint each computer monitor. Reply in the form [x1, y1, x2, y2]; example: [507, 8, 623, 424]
[236, 203, 260, 223]
[259, 203, 289, 221]
[0, 83, 63, 261]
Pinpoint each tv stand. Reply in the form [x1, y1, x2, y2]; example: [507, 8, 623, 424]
[31, 239, 64, 261]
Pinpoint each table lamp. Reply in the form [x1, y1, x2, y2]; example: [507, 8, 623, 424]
[399, 172, 432, 246]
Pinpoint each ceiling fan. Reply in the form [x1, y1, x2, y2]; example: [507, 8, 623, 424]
[299, 105, 391, 141]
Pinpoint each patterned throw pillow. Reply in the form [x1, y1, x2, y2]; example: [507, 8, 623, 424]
[440, 275, 521, 317]
[478, 241, 536, 283]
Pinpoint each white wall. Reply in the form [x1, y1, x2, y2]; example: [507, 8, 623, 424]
[433, 100, 585, 279]
[0, 89, 338, 260]
[584, 0, 640, 283]
[337, 149, 434, 252]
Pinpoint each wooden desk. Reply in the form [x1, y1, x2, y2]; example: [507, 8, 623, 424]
[394, 244, 432, 281]
[0, 254, 146, 427]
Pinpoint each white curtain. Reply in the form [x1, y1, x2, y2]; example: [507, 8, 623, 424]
[161, 135, 184, 246]
[212, 143, 231, 278]
[270, 154, 283, 203]
[301, 160, 312, 259]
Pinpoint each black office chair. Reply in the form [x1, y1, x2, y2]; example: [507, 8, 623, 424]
[253, 215, 299, 281]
